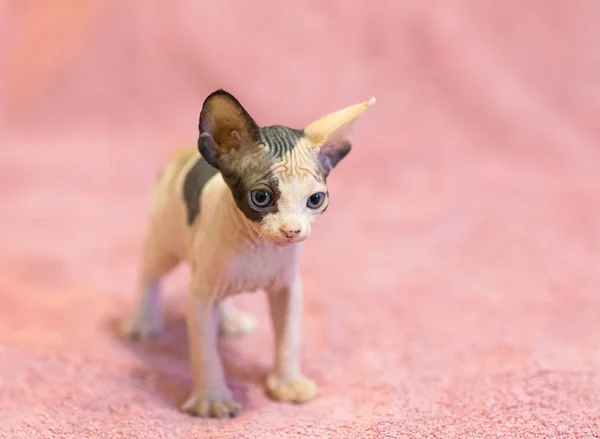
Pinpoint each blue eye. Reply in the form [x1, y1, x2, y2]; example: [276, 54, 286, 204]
[307, 192, 326, 209]
[249, 189, 273, 209]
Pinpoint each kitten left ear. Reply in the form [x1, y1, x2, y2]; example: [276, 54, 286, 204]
[304, 97, 376, 173]
[197, 89, 261, 168]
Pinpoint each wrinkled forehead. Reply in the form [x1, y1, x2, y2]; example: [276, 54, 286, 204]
[259, 126, 326, 183]
[222, 125, 327, 192]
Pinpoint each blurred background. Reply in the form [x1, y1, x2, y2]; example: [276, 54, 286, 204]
[1, 1, 600, 437]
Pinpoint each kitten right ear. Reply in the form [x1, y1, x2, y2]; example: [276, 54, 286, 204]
[304, 97, 375, 174]
[197, 89, 261, 168]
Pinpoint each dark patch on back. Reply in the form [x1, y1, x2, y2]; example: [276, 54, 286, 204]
[183, 157, 219, 225]
[260, 125, 304, 159]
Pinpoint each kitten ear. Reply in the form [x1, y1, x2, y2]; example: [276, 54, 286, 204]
[304, 97, 376, 173]
[197, 89, 261, 168]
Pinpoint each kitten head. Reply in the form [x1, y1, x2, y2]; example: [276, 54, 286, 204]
[197, 89, 375, 246]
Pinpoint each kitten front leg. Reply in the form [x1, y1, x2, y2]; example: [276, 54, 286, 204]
[181, 277, 241, 418]
[266, 275, 317, 403]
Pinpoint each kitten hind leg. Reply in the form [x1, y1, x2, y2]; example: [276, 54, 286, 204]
[122, 279, 163, 339]
[122, 236, 179, 340]
[218, 299, 256, 337]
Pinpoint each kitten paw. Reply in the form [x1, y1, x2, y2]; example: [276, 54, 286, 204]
[266, 373, 317, 403]
[121, 313, 162, 340]
[219, 309, 256, 337]
[181, 392, 242, 418]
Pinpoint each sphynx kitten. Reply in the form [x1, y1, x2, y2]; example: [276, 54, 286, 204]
[122, 89, 375, 418]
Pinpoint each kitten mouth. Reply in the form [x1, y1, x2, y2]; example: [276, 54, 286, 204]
[287, 236, 307, 245]
[271, 236, 307, 246]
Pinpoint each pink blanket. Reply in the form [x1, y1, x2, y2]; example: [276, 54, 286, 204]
[2, 1, 600, 437]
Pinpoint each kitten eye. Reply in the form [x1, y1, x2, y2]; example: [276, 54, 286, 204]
[249, 189, 273, 209]
[307, 192, 327, 209]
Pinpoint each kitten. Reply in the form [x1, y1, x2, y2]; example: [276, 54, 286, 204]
[122, 89, 375, 418]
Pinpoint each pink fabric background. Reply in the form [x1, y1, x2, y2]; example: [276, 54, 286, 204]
[2, 1, 600, 437]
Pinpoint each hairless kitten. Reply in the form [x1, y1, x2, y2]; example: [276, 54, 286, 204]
[122, 89, 375, 418]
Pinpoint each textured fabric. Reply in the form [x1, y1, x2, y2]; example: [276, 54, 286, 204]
[2, 1, 600, 437]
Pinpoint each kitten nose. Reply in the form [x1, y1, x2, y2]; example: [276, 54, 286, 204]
[281, 228, 301, 239]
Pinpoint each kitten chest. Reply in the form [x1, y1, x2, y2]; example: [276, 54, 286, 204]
[219, 242, 301, 296]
